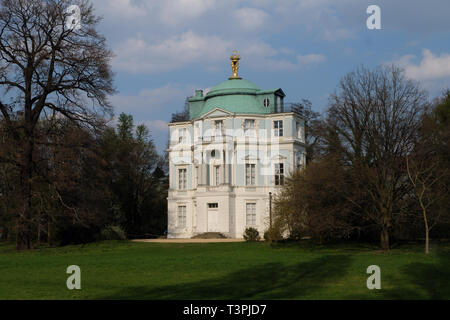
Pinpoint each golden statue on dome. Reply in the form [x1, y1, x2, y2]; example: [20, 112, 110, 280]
[229, 50, 242, 79]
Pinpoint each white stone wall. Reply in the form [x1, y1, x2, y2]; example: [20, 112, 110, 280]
[167, 110, 306, 238]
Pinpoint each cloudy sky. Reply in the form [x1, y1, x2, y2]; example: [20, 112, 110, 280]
[93, 0, 450, 153]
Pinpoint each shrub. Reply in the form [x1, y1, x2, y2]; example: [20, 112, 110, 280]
[243, 227, 260, 242]
[264, 225, 283, 244]
[100, 225, 127, 241]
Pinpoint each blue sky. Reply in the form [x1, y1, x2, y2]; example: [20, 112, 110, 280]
[93, 0, 450, 153]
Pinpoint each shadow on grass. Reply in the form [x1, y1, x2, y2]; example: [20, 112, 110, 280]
[101, 255, 352, 300]
[380, 254, 450, 299]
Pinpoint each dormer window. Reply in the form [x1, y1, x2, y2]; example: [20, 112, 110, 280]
[263, 98, 270, 108]
[275, 96, 284, 112]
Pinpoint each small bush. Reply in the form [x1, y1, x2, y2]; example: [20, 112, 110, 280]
[243, 227, 260, 242]
[100, 225, 127, 241]
[264, 226, 283, 243]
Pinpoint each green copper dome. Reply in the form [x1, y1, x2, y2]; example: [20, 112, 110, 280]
[207, 79, 259, 96]
[187, 53, 285, 120]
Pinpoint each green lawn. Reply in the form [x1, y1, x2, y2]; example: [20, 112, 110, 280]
[0, 240, 449, 300]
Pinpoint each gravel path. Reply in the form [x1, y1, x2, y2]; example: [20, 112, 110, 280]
[132, 238, 245, 243]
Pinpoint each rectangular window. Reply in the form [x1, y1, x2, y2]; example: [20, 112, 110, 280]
[215, 120, 224, 137]
[215, 166, 220, 186]
[246, 203, 256, 226]
[178, 128, 187, 143]
[273, 120, 283, 137]
[177, 206, 186, 227]
[296, 153, 304, 170]
[245, 164, 256, 186]
[208, 203, 218, 209]
[297, 122, 305, 142]
[178, 168, 187, 190]
[244, 119, 255, 137]
[274, 163, 284, 186]
[195, 124, 200, 141]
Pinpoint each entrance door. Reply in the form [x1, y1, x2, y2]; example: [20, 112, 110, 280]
[207, 203, 219, 232]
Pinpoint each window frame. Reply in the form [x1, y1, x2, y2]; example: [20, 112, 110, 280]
[214, 165, 220, 186]
[245, 163, 256, 186]
[214, 120, 224, 137]
[178, 168, 187, 190]
[246, 203, 257, 226]
[178, 127, 187, 143]
[244, 119, 256, 137]
[274, 162, 285, 186]
[273, 120, 284, 137]
[177, 205, 187, 228]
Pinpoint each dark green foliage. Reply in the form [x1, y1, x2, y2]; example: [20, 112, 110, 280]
[0, 112, 168, 247]
[99, 113, 167, 238]
[100, 225, 127, 241]
[243, 227, 260, 242]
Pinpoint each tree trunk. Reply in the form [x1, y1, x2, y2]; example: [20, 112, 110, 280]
[16, 137, 34, 250]
[380, 227, 390, 251]
[37, 214, 41, 249]
[422, 205, 430, 255]
[47, 221, 51, 245]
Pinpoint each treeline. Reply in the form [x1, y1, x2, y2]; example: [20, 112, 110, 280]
[0, 113, 168, 246]
[271, 66, 450, 252]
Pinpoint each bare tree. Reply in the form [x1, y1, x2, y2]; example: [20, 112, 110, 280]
[0, 0, 115, 249]
[326, 65, 428, 251]
[406, 154, 447, 254]
[406, 92, 450, 254]
[289, 99, 321, 163]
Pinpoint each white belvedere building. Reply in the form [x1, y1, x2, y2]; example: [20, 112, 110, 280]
[167, 52, 306, 238]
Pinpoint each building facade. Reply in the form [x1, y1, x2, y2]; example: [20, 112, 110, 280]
[167, 52, 306, 238]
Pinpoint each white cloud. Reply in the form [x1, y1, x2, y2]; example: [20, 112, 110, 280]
[234, 8, 269, 31]
[322, 28, 354, 41]
[296, 54, 326, 67]
[398, 49, 450, 81]
[113, 31, 232, 73]
[110, 84, 196, 112]
[96, 0, 148, 19]
[240, 41, 326, 71]
[159, 0, 215, 26]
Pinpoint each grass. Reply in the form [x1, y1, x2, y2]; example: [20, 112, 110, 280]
[0, 240, 449, 300]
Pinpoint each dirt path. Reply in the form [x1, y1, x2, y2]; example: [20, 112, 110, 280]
[132, 238, 245, 243]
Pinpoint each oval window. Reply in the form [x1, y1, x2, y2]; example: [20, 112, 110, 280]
[263, 98, 270, 107]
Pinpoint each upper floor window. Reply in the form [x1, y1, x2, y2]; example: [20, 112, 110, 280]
[214, 166, 220, 186]
[178, 168, 187, 190]
[244, 119, 255, 137]
[215, 120, 224, 137]
[273, 120, 283, 137]
[178, 127, 187, 143]
[274, 163, 284, 186]
[296, 122, 303, 140]
[245, 164, 256, 186]
[194, 123, 201, 141]
[208, 203, 218, 209]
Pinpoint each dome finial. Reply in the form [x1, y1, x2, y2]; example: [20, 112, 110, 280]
[229, 50, 242, 80]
